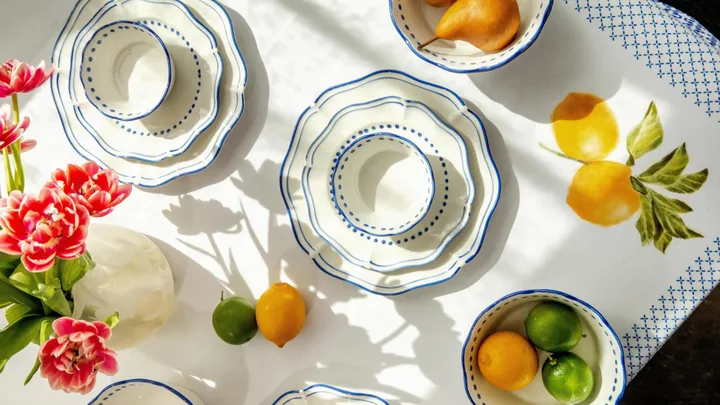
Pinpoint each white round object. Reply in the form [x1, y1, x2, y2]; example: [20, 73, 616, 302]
[281, 70, 500, 294]
[273, 384, 388, 405]
[52, 0, 246, 181]
[389, 0, 554, 73]
[80, 20, 174, 122]
[72, 223, 174, 350]
[302, 96, 475, 272]
[88, 379, 205, 405]
[332, 133, 434, 237]
[462, 290, 626, 405]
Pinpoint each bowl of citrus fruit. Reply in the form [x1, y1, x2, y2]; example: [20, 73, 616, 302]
[461, 289, 625, 405]
[389, 0, 554, 73]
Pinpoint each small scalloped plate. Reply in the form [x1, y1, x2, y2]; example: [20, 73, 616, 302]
[389, 0, 554, 73]
[281, 70, 501, 295]
[272, 384, 389, 405]
[88, 379, 205, 405]
[461, 290, 626, 405]
[302, 96, 475, 272]
[70, 0, 223, 162]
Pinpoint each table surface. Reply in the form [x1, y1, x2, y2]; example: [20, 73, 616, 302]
[622, 4, 720, 405]
[1, 0, 719, 404]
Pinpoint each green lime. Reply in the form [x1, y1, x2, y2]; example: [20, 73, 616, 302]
[542, 352, 595, 404]
[525, 301, 583, 352]
[212, 293, 258, 345]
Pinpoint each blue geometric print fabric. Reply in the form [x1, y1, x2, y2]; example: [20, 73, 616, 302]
[564, 0, 720, 119]
[564, 1, 720, 380]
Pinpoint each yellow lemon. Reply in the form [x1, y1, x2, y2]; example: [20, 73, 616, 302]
[478, 331, 538, 391]
[256, 283, 306, 348]
[552, 93, 619, 162]
[567, 161, 640, 226]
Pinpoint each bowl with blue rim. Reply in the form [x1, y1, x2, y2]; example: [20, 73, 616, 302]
[462, 289, 626, 405]
[81, 20, 175, 121]
[389, 0, 554, 73]
[273, 384, 389, 405]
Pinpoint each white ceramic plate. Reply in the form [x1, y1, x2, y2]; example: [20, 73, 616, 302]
[52, 0, 246, 186]
[69, 0, 223, 162]
[461, 290, 626, 405]
[88, 379, 205, 405]
[389, 0, 554, 73]
[281, 70, 501, 295]
[273, 384, 389, 405]
[302, 96, 475, 272]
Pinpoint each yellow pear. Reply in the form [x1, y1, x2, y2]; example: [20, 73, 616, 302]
[421, 0, 520, 52]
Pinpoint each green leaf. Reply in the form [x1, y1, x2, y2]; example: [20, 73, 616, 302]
[635, 195, 656, 246]
[8, 265, 38, 296]
[0, 359, 7, 374]
[626, 102, 664, 166]
[638, 143, 689, 185]
[24, 319, 53, 385]
[0, 252, 20, 264]
[0, 316, 54, 361]
[646, 189, 693, 213]
[43, 289, 72, 317]
[0, 275, 42, 311]
[665, 169, 709, 194]
[654, 231, 672, 254]
[59, 252, 93, 292]
[630, 176, 648, 195]
[653, 202, 703, 240]
[104, 312, 120, 329]
[5, 303, 33, 325]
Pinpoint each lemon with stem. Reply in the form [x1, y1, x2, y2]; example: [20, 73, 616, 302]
[552, 93, 619, 162]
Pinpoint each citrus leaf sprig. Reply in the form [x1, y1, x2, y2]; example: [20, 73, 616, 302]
[626, 103, 709, 254]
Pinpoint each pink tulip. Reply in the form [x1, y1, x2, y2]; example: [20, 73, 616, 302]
[0, 103, 29, 150]
[46, 161, 131, 218]
[0, 59, 54, 98]
[39, 317, 118, 395]
[0, 188, 90, 272]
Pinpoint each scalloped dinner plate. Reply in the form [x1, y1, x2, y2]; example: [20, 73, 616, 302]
[302, 96, 475, 272]
[281, 70, 501, 295]
[52, 0, 247, 186]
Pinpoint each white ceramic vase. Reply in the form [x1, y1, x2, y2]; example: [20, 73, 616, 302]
[72, 223, 175, 350]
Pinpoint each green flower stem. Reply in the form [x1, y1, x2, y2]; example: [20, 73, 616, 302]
[538, 143, 588, 165]
[10, 94, 24, 192]
[2, 148, 15, 195]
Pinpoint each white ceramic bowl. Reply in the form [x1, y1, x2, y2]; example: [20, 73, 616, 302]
[331, 132, 434, 237]
[88, 379, 205, 405]
[81, 20, 174, 121]
[462, 290, 626, 405]
[302, 96, 475, 273]
[273, 384, 389, 405]
[389, 0, 554, 73]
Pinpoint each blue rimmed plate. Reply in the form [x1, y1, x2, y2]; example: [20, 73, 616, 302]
[302, 96, 475, 273]
[88, 379, 205, 405]
[52, 0, 247, 186]
[462, 290, 626, 405]
[69, 0, 223, 162]
[280, 70, 501, 295]
[389, 0, 554, 73]
[272, 384, 389, 405]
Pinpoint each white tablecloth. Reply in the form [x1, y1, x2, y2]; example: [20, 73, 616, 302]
[2, 0, 719, 404]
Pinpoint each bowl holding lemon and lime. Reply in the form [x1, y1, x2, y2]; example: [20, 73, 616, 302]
[462, 290, 625, 405]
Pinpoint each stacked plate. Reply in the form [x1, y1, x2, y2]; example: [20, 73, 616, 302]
[281, 70, 501, 295]
[51, 0, 247, 187]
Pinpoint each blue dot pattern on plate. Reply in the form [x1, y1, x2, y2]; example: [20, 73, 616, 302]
[94, 383, 132, 405]
[332, 133, 431, 235]
[104, 20, 202, 137]
[83, 24, 159, 118]
[465, 294, 622, 405]
[395, 0, 548, 67]
[328, 124, 450, 246]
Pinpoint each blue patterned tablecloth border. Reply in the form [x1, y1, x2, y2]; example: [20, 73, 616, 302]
[565, 0, 720, 380]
